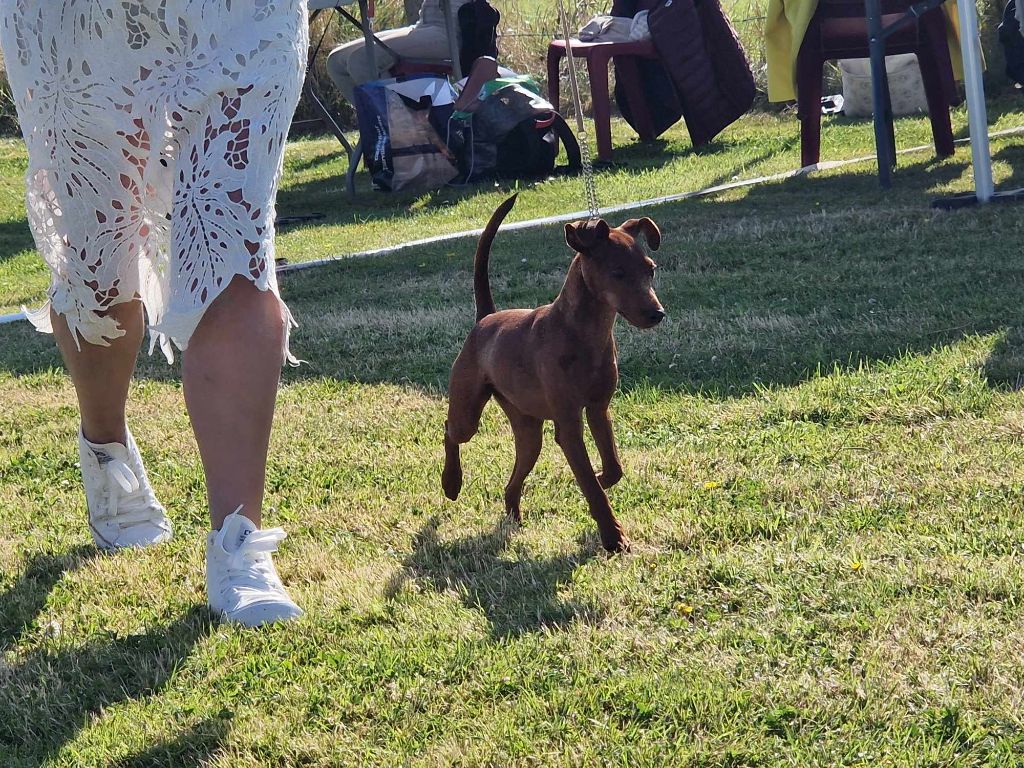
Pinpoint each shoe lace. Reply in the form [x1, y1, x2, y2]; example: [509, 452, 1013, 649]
[96, 455, 166, 528]
[216, 506, 288, 586]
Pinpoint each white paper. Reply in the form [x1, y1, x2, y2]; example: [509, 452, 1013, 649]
[385, 77, 458, 106]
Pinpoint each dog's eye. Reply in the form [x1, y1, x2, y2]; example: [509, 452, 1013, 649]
[611, 269, 626, 280]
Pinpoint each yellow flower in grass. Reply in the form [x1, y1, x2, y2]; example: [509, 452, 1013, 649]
[703, 481, 722, 490]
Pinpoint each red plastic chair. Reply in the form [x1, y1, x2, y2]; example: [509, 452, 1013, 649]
[546, 37, 658, 163]
[796, 0, 957, 168]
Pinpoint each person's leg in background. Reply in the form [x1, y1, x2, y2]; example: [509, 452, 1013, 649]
[326, 29, 402, 101]
[326, 24, 451, 100]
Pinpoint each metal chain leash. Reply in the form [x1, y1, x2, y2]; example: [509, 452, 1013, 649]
[556, 0, 601, 220]
[577, 137, 600, 220]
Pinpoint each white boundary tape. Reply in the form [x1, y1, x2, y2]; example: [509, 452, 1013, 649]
[3, 123, 1024, 328]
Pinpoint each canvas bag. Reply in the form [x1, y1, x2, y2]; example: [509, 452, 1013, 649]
[352, 75, 460, 192]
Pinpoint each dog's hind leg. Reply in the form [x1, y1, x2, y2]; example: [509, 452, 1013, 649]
[499, 404, 543, 523]
[554, 412, 629, 553]
[442, 362, 491, 501]
[586, 405, 623, 489]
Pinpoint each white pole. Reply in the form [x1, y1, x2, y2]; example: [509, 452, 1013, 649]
[956, 0, 994, 202]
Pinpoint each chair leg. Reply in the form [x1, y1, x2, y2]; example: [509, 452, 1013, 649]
[796, 47, 823, 167]
[302, 77, 354, 156]
[614, 55, 656, 141]
[345, 137, 363, 198]
[866, 0, 896, 184]
[547, 46, 563, 114]
[915, 44, 955, 158]
[587, 51, 615, 163]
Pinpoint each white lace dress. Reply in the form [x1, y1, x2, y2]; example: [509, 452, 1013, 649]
[1, 0, 309, 362]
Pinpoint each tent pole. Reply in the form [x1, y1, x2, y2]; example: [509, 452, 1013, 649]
[957, 0, 993, 202]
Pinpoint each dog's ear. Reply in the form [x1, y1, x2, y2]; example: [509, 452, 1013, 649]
[564, 219, 610, 253]
[621, 217, 661, 251]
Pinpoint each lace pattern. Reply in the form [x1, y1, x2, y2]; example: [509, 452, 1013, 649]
[1, 0, 309, 363]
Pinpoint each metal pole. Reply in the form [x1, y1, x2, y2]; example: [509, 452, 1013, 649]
[440, 0, 463, 80]
[359, 0, 377, 77]
[956, 0, 993, 202]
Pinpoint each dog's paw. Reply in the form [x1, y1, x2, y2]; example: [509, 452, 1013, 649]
[601, 531, 631, 554]
[597, 467, 623, 489]
[441, 467, 462, 500]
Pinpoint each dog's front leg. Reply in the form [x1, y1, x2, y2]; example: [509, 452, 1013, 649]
[586, 405, 623, 489]
[554, 413, 629, 553]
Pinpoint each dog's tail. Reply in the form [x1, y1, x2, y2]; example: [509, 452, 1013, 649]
[474, 193, 517, 321]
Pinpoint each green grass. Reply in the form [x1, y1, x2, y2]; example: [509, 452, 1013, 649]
[6, 104, 1024, 765]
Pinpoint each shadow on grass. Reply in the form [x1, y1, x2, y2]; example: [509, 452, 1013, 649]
[983, 327, 1024, 391]
[385, 516, 603, 639]
[0, 218, 35, 264]
[0, 606, 213, 765]
[0, 546, 97, 650]
[275, 170, 517, 229]
[112, 714, 232, 768]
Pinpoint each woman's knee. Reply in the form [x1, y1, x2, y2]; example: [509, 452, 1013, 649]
[326, 41, 362, 85]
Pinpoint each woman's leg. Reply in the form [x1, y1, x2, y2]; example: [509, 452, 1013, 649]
[181, 275, 287, 531]
[52, 300, 173, 550]
[325, 38, 366, 102]
[185, 276, 302, 627]
[52, 300, 144, 445]
[325, 25, 445, 101]
[371, 24, 451, 65]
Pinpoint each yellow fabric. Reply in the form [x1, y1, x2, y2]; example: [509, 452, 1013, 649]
[765, 0, 964, 102]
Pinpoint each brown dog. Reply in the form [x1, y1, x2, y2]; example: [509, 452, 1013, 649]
[442, 194, 665, 552]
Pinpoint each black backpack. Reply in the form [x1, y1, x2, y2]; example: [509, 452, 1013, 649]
[999, 0, 1024, 86]
[495, 113, 581, 179]
[448, 84, 582, 182]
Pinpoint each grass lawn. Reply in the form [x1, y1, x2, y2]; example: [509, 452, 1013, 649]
[6, 102, 1024, 765]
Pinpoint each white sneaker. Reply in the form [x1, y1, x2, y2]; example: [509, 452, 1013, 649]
[206, 506, 303, 628]
[80, 428, 173, 551]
